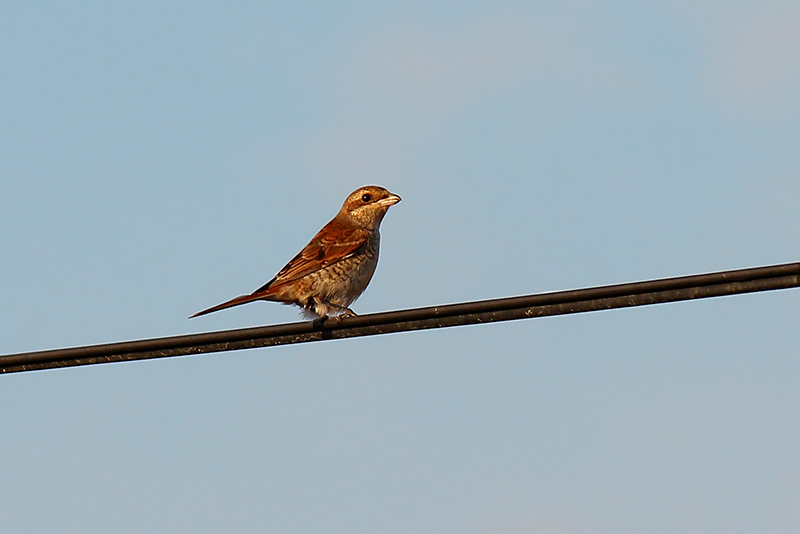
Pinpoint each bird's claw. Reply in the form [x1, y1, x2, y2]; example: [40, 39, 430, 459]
[331, 308, 357, 322]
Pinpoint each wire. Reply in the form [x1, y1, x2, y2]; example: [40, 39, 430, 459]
[2, 262, 798, 374]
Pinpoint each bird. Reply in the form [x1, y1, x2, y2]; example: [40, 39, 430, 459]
[190, 185, 401, 320]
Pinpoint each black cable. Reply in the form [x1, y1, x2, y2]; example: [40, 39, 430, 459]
[2, 261, 798, 374]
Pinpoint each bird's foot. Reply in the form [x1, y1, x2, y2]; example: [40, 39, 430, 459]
[319, 301, 357, 321]
[335, 308, 357, 320]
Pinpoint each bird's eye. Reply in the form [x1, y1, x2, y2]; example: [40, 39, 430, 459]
[361, 193, 372, 202]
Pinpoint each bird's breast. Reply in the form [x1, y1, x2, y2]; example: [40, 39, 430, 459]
[314, 232, 380, 306]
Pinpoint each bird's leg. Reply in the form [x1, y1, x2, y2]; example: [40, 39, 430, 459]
[337, 307, 358, 319]
[319, 300, 358, 319]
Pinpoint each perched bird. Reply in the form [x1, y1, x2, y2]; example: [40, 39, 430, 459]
[190, 185, 401, 320]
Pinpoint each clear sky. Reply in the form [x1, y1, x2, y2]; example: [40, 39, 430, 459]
[2, 2, 800, 533]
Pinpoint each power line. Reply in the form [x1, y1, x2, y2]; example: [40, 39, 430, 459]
[2, 262, 798, 374]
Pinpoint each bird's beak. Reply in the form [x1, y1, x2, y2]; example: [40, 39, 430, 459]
[379, 194, 402, 207]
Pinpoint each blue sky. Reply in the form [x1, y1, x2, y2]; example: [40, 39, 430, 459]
[2, 2, 800, 532]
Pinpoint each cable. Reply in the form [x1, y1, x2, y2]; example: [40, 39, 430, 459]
[2, 261, 798, 374]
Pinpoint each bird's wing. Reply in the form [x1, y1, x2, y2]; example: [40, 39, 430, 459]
[254, 219, 369, 293]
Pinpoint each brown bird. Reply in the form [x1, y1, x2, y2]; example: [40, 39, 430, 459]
[190, 185, 401, 320]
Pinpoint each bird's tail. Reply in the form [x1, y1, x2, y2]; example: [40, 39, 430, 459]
[189, 292, 271, 318]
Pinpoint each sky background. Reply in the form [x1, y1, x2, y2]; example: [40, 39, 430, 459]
[2, 1, 800, 532]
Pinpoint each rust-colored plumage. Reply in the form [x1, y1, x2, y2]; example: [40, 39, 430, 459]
[190, 185, 401, 319]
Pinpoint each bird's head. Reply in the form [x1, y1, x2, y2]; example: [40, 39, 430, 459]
[338, 185, 401, 229]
